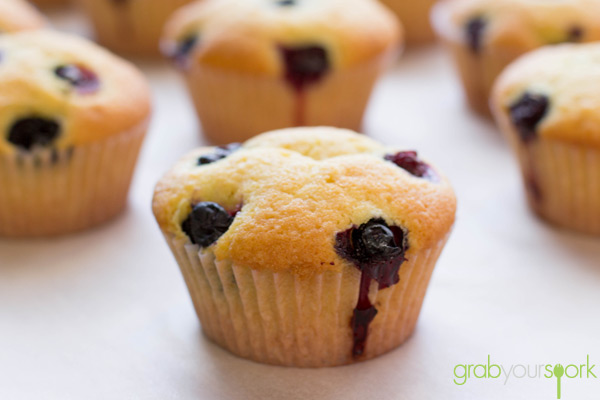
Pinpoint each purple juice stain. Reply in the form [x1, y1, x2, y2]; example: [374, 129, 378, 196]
[335, 219, 408, 357]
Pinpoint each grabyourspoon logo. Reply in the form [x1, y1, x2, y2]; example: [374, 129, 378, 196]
[453, 355, 597, 399]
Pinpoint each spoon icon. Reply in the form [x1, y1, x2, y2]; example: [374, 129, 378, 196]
[554, 364, 565, 399]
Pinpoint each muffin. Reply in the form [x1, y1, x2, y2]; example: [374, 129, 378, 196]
[0, 31, 151, 237]
[379, 0, 438, 45]
[492, 43, 600, 235]
[75, 0, 194, 56]
[162, 0, 402, 144]
[0, 0, 46, 32]
[432, 0, 600, 117]
[152, 127, 456, 367]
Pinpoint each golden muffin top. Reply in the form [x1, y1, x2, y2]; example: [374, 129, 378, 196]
[492, 43, 600, 147]
[162, 0, 402, 77]
[433, 0, 600, 53]
[0, 30, 151, 154]
[0, 0, 46, 33]
[153, 127, 456, 276]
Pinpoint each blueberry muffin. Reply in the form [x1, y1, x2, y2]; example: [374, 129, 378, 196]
[380, 0, 438, 45]
[1, 0, 46, 32]
[492, 43, 600, 235]
[75, 0, 194, 56]
[162, 0, 402, 144]
[0, 31, 151, 237]
[152, 127, 456, 367]
[432, 0, 600, 117]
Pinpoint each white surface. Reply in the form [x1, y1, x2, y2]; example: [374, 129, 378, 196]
[2, 11, 600, 400]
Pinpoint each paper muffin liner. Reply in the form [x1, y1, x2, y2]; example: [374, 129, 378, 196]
[183, 56, 391, 144]
[381, 0, 437, 45]
[511, 138, 600, 235]
[76, 0, 192, 56]
[0, 123, 147, 237]
[166, 233, 449, 367]
[431, 2, 522, 117]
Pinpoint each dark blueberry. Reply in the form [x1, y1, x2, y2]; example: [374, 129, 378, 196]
[465, 16, 487, 54]
[335, 218, 408, 288]
[197, 143, 241, 166]
[509, 93, 549, 143]
[385, 151, 438, 181]
[181, 202, 234, 247]
[276, 0, 296, 5]
[279, 45, 330, 90]
[55, 64, 100, 94]
[7, 117, 61, 151]
[169, 34, 199, 68]
[354, 222, 400, 260]
[567, 26, 584, 42]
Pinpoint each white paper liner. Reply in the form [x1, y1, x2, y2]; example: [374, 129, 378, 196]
[515, 139, 600, 235]
[184, 56, 391, 144]
[166, 233, 450, 367]
[431, 1, 522, 117]
[76, 0, 192, 56]
[0, 123, 146, 237]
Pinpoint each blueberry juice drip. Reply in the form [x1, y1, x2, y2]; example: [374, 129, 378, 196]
[335, 219, 408, 357]
[279, 46, 329, 126]
[352, 271, 378, 357]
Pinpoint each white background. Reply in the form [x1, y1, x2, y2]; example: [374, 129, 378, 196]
[1, 9, 600, 400]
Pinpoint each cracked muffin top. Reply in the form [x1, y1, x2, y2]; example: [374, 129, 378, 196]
[0, 0, 46, 33]
[152, 127, 456, 276]
[0, 30, 151, 154]
[433, 0, 600, 53]
[161, 0, 402, 76]
[492, 43, 600, 147]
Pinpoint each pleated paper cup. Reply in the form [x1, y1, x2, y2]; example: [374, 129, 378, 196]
[76, 0, 193, 56]
[508, 137, 600, 235]
[184, 56, 391, 144]
[380, 0, 437, 45]
[166, 233, 449, 367]
[0, 122, 147, 237]
[431, 2, 521, 118]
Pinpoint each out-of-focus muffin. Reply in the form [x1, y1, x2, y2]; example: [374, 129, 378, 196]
[432, 0, 600, 117]
[0, 31, 151, 236]
[492, 43, 600, 235]
[380, 0, 438, 44]
[162, 0, 402, 144]
[0, 0, 46, 32]
[75, 0, 194, 56]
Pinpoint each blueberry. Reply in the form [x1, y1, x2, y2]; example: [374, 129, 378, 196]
[169, 34, 199, 68]
[384, 151, 438, 181]
[509, 93, 549, 143]
[181, 202, 234, 247]
[55, 64, 100, 94]
[351, 219, 404, 262]
[567, 26, 584, 42]
[465, 16, 487, 54]
[197, 143, 241, 166]
[336, 218, 407, 270]
[279, 46, 330, 90]
[7, 117, 61, 151]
